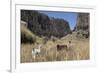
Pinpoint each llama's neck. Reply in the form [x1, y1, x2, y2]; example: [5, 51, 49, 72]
[38, 45, 41, 49]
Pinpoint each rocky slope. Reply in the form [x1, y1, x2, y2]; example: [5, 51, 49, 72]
[21, 10, 71, 38]
[74, 13, 90, 38]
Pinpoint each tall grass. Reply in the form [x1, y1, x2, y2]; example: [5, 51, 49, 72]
[21, 36, 89, 63]
[21, 24, 89, 63]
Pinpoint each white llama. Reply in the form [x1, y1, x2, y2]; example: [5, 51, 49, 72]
[32, 45, 42, 59]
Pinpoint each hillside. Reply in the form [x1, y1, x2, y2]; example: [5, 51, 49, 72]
[21, 31, 89, 62]
[21, 10, 71, 38]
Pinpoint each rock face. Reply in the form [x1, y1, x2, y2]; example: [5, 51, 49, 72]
[75, 13, 90, 31]
[21, 10, 71, 38]
[74, 13, 90, 38]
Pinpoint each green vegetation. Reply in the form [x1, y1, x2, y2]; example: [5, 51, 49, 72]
[21, 25, 36, 44]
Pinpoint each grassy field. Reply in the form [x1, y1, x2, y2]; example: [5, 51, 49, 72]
[20, 31, 89, 63]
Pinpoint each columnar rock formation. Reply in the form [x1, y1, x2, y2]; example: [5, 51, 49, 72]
[74, 13, 90, 38]
[75, 13, 89, 31]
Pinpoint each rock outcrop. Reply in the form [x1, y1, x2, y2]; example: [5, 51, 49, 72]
[74, 13, 90, 38]
[21, 10, 71, 38]
[75, 13, 90, 31]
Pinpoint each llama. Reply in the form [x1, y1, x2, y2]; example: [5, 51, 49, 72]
[57, 44, 68, 51]
[32, 45, 42, 59]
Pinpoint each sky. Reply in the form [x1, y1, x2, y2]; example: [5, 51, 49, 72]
[39, 11, 78, 30]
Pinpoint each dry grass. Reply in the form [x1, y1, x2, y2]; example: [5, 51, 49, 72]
[21, 32, 89, 63]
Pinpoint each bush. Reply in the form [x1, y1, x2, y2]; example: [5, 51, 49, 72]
[42, 37, 49, 44]
[50, 36, 58, 42]
[76, 30, 89, 39]
[21, 25, 36, 44]
[21, 32, 36, 44]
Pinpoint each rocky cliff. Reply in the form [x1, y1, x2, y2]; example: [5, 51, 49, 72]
[75, 13, 89, 31]
[74, 13, 90, 38]
[21, 10, 71, 38]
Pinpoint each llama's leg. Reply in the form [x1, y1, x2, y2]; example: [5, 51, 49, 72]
[55, 49, 57, 60]
[33, 54, 36, 62]
[32, 50, 36, 62]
